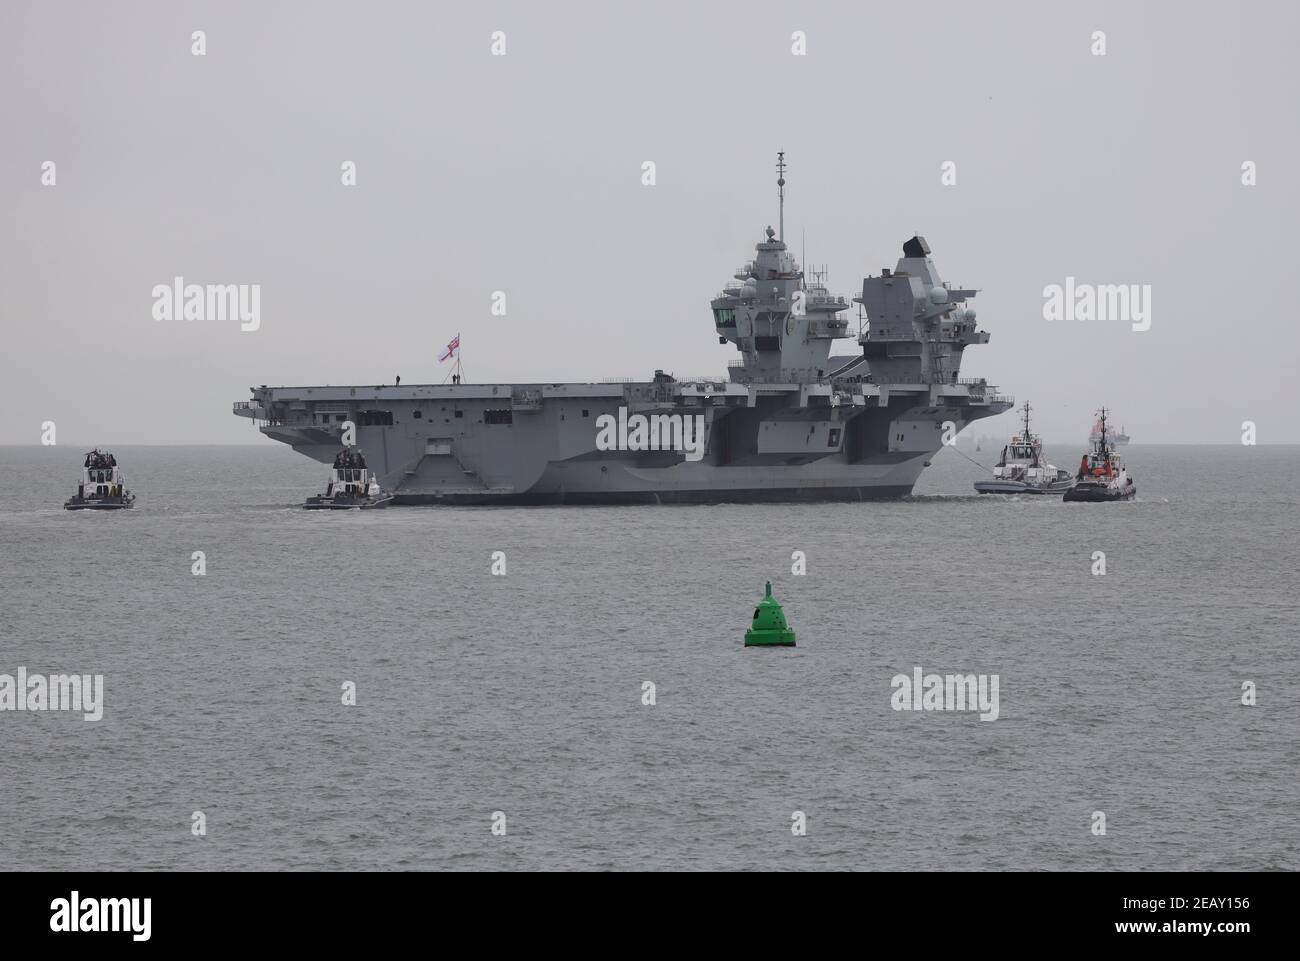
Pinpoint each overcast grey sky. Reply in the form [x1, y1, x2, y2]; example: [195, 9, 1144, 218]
[2, 0, 1297, 445]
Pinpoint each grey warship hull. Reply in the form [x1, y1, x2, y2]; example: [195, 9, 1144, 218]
[235, 160, 1012, 503]
[237, 378, 1010, 505]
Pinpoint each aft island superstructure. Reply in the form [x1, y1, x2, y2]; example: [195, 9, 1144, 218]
[234, 157, 1012, 503]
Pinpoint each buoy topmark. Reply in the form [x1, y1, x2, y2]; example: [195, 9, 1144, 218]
[744, 581, 796, 647]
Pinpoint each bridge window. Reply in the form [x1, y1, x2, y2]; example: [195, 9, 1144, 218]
[357, 410, 393, 426]
[484, 409, 513, 425]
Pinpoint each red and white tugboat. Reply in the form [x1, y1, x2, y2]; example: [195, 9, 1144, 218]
[1064, 408, 1135, 502]
[64, 449, 135, 510]
[303, 447, 393, 510]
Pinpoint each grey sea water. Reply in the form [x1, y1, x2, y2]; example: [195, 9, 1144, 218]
[0, 444, 1296, 871]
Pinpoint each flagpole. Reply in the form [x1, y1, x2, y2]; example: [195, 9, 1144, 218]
[439, 332, 464, 384]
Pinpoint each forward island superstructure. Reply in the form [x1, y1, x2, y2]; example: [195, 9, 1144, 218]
[234, 157, 1012, 503]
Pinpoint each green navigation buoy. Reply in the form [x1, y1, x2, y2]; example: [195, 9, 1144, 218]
[744, 581, 796, 647]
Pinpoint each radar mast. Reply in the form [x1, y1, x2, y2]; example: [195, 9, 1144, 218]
[776, 151, 786, 243]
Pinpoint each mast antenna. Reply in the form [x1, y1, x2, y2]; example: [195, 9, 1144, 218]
[776, 151, 786, 242]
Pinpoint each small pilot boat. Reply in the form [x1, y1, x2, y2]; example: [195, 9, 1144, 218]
[974, 402, 1072, 495]
[64, 449, 135, 510]
[1064, 408, 1135, 502]
[303, 447, 393, 510]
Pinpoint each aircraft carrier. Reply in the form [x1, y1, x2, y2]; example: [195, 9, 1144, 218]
[234, 157, 1012, 503]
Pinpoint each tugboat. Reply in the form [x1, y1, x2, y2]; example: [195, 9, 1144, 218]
[64, 449, 135, 510]
[303, 447, 393, 510]
[1064, 408, 1135, 502]
[974, 402, 1073, 495]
